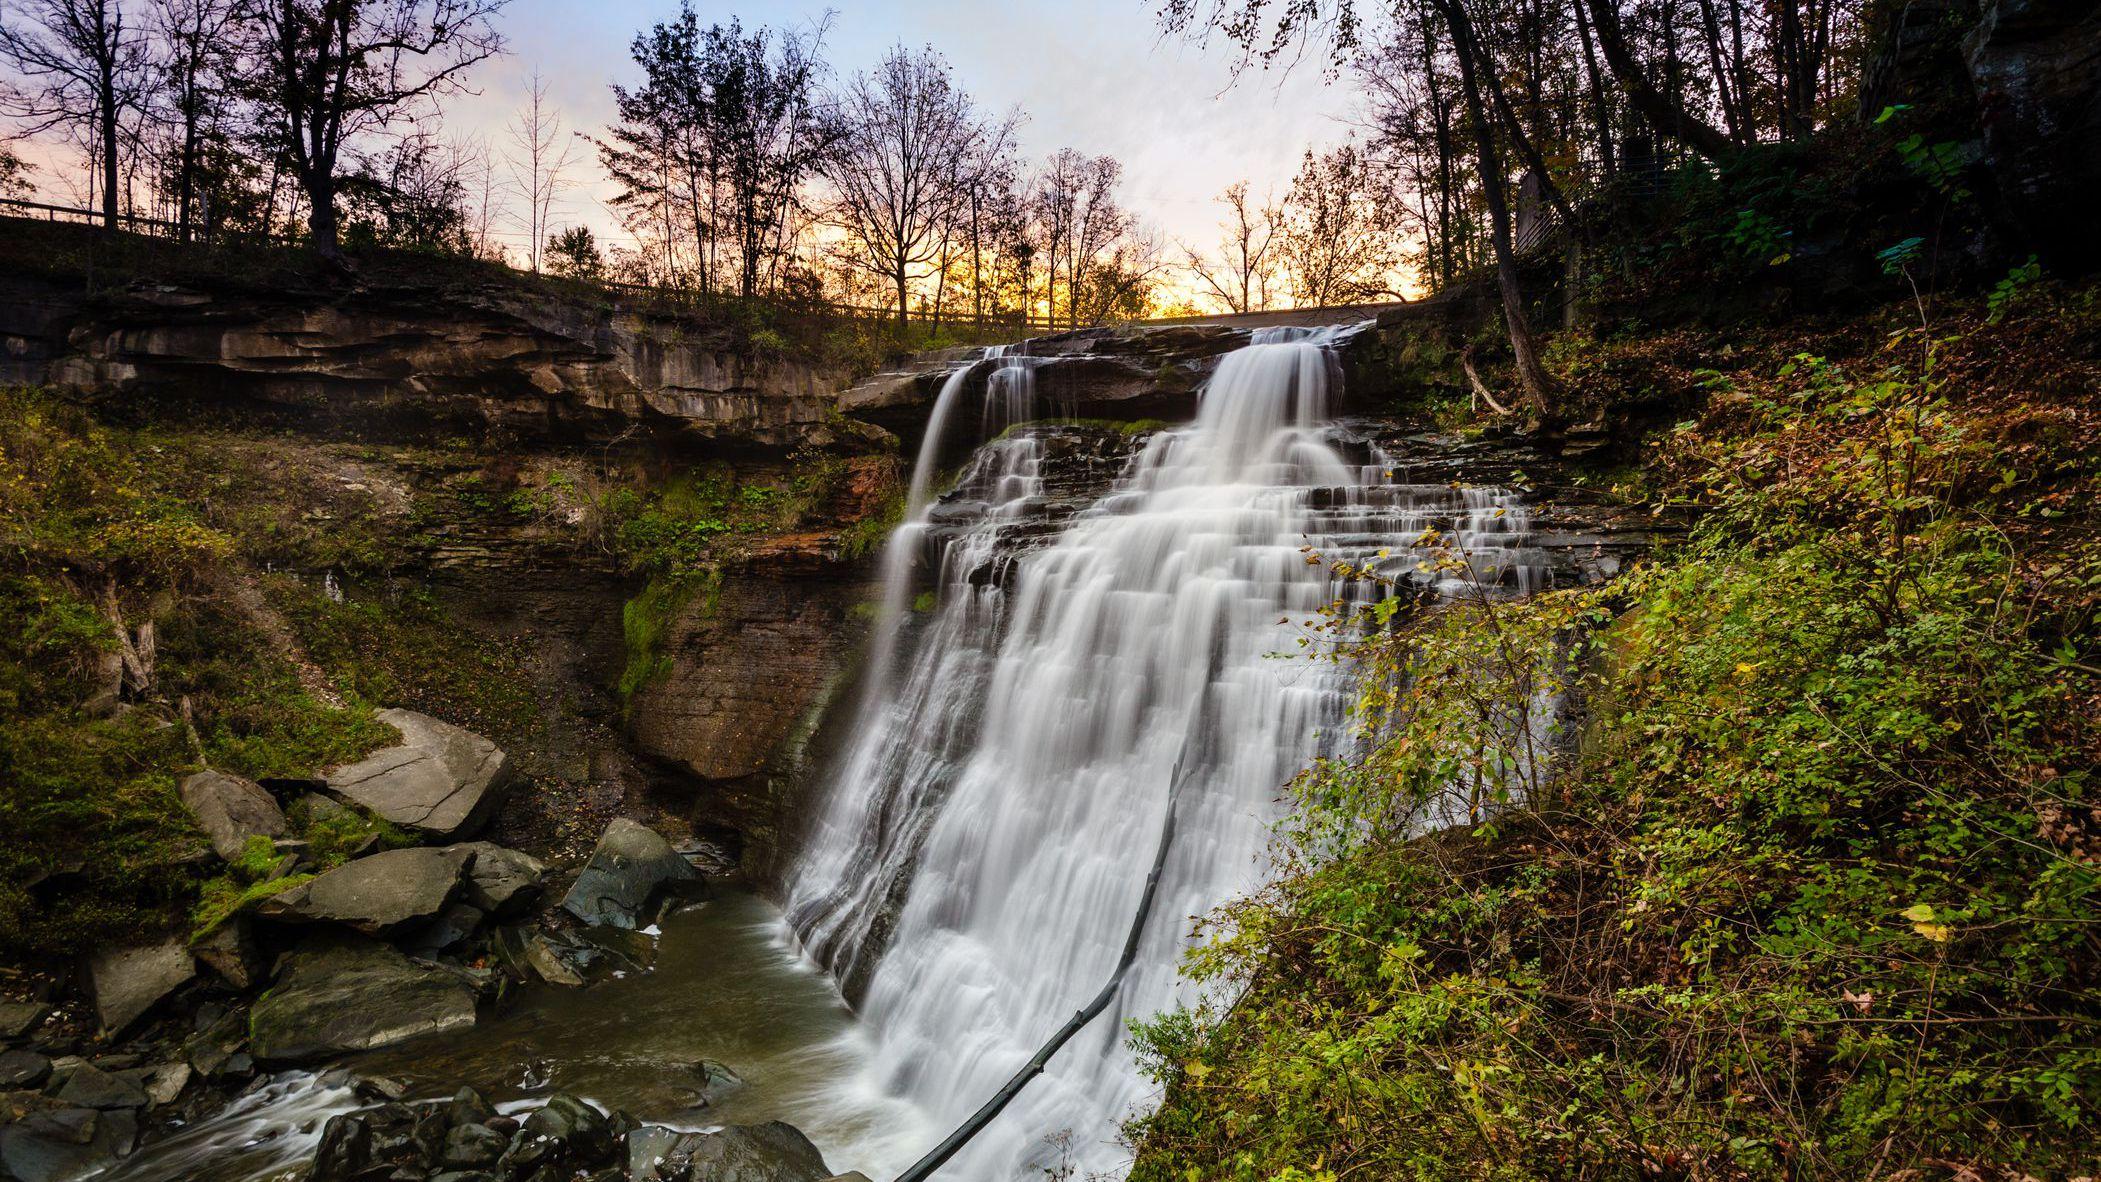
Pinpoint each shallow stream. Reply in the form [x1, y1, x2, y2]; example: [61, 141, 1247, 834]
[100, 891, 928, 1181]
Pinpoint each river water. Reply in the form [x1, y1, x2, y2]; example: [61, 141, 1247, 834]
[99, 891, 930, 1180]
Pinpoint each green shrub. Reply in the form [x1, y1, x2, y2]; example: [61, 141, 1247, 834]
[1130, 320, 2099, 1179]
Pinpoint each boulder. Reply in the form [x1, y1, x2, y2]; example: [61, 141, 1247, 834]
[630, 1121, 832, 1182]
[440, 1122, 509, 1170]
[142, 1062, 190, 1107]
[50, 1062, 147, 1110]
[249, 934, 479, 1064]
[501, 1093, 613, 1177]
[84, 940, 195, 1036]
[324, 709, 514, 840]
[309, 1112, 373, 1182]
[0, 1000, 50, 1041]
[560, 818, 703, 929]
[178, 769, 290, 861]
[256, 846, 472, 934]
[0, 1106, 136, 1182]
[0, 1050, 49, 1089]
[446, 842, 550, 916]
[447, 1085, 497, 1127]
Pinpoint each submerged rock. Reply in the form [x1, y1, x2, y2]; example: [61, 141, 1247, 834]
[249, 934, 479, 1064]
[178, 769, 290, 861]
[324, 709, 513, 840]
[559, 818, 704, 929]
[83, 940, 195, 1036]
[257, 846, 473, 934]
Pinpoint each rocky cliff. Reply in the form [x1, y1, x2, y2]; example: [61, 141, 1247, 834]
[0, 271, 885, 452]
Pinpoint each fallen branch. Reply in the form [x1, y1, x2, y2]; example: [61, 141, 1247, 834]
[893, 757, 1190, 1182]
[1461, 348, 1518, 417]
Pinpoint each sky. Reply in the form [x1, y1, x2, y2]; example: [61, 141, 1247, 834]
[443, 0, 1362, 265]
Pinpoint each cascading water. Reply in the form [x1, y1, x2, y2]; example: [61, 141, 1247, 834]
[789, 327, 1549, 1177]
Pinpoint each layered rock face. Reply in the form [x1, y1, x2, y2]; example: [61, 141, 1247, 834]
[0, 277, 881, 451]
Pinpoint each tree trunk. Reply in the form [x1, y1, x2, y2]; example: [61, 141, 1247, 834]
[1579, 0, 1738, 160]
[1438, 0, 1557, 424]
[305, 170, 343, 262]
[896, 265, 910, 327]
[100, 79, 120, 234]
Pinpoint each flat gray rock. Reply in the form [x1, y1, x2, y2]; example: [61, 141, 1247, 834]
[84, 941, 194, 1036]
[0, 1049, 50, 1089]
[0, 1000, 49, 1040]
[0, 1106, 136, 1182]
[249, 934, 479, 1064]
[257, 847, 472, 934]
[324, 709, 513, 840]
[179, 770, 290, 861]
[445, 842, 549, 916]
[559, 818, 702, 929]
[51, 1062, 147, 1110]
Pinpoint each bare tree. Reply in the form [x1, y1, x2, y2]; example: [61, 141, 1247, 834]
[505, 66, 576, 272]
[0, 0, 154, 230]
[1432, 0, 1554, 419]
[244, 0, 508, 262]
[1275, 145, 1402, 307]
[151, 0, 239, 239]
[1181, 180, 1280, 313]
[822, 44, 979, 325]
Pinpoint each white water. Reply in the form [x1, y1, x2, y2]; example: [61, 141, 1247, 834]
[789, 327, 1549, 1177]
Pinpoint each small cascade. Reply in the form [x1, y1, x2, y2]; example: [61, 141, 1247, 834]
[789, 325, 1553, 1177]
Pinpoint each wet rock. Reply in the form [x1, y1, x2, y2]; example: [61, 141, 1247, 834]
[249, 934, 478, 1064]
[83, 940, 195, 1036]
[352, 1074, 414, 1103]
[523, 934, 588, 987]
[178, 769, 291, 861]
[50, 1062, 147, 1110]
[324, 709, 514, 840]
[0, 1001, 50, 1042]
[440, 1121, 509, 1169]
[513, 1092, 614, 1168]
[824, 1175, 876, 1182]
[309, 1112, 372, 1182]
[447, 1085, 497, 1127]
[634, 1120, 833, 1182]
[256, 846, 472, 934]
[0, 1050, 50, 1089]
[0, 1105, 136, 1182]
[447, 842, 550, 916]
[560, 818, 703, 929]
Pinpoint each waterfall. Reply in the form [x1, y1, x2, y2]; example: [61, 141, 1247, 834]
[789, 327, 1547, 1177]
